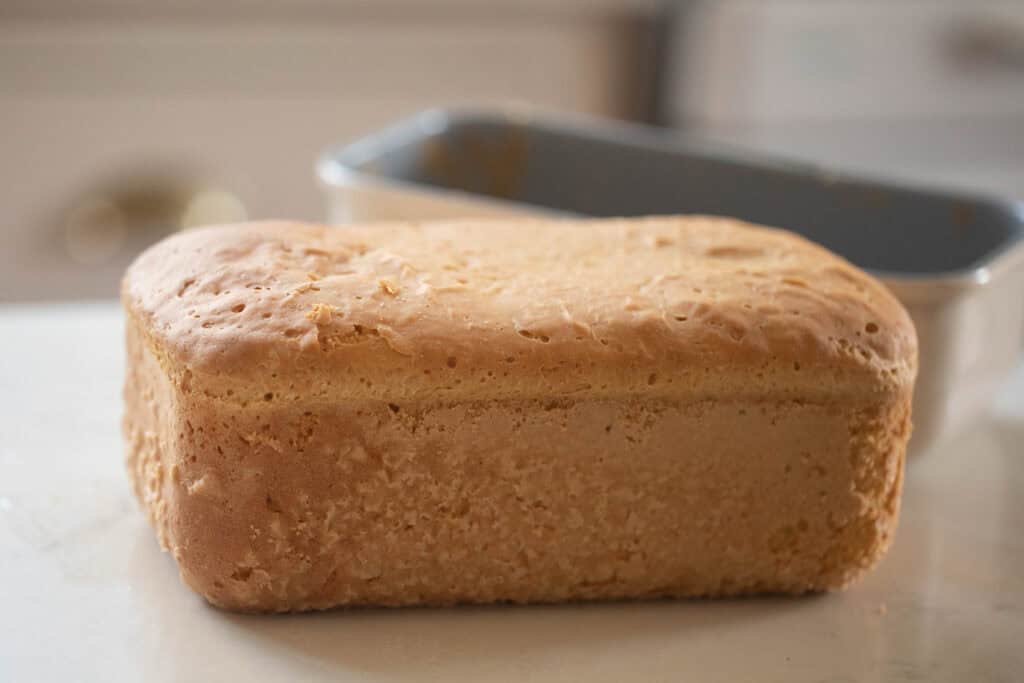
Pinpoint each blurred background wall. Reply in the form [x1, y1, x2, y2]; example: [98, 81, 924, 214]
[2, 0, 1023, 301]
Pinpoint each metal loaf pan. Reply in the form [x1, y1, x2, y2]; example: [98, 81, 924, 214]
[318, 109, 1024, 456]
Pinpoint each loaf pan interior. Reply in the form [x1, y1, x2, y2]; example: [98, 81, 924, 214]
[328, 111, 1023, 279]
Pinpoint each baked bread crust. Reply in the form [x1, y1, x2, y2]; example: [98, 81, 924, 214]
[122, 217, 916, 611]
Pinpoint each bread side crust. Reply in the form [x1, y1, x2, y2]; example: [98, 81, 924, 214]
[124, 314, 910, 612]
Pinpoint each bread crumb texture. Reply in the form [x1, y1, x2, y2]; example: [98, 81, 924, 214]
[122, 217, 916, 611]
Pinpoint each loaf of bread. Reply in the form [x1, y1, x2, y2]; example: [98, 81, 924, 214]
[122, 217, 916, 612]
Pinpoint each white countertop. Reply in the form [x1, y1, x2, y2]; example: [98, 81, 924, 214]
[2, 302, 1023, 682]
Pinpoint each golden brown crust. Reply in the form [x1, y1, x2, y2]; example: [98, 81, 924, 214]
[122, 217, 916, 611]
[122, 217, 916, 404]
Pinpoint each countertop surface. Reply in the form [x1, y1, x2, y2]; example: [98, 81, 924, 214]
[2, 302, 1022, 683]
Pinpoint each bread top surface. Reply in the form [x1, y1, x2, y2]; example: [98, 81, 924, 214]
[122, 217, 916, 402]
